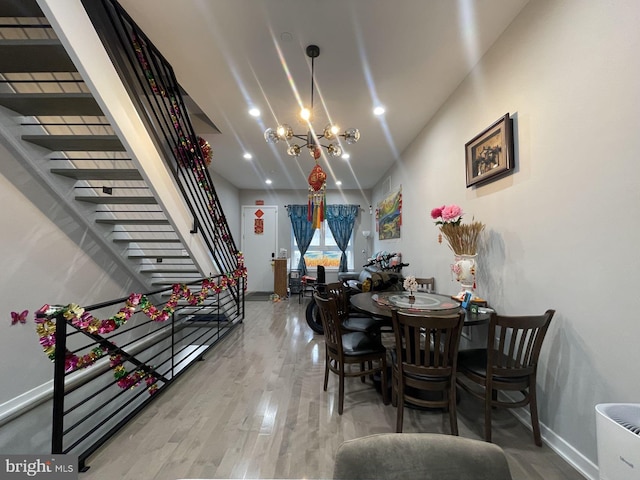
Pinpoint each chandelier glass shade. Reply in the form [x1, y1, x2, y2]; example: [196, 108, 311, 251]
[263, 45, 360, 159]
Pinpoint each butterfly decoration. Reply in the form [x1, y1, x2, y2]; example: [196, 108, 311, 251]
[11, 310, 28, 325]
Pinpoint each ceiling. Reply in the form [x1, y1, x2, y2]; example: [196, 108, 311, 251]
[117, 0, 529, 191]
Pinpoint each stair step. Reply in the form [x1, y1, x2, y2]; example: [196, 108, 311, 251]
[128, 254, 191, 259]
[95, 218, 170, 225]
[76, 196, 157, 205]
[0, 40, 76, 73]
[151, 278, 200, 286]
[141, 269, 200, 274]
[52, 168, 143, 180]
[0, 93, 103, 116]
[22, 134, 124, 151]
[113, 238, 180, 244]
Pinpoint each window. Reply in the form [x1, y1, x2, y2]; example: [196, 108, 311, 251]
[291, 220, 354, 271]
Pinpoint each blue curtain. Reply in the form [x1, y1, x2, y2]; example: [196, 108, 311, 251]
[287, 205, 316, 275]
[326, 204, 359, 272]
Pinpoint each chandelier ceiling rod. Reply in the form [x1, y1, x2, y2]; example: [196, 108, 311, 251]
[308, 44, 317, 114]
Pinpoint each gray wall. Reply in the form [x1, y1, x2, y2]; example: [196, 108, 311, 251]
[371, 0, 639, 476]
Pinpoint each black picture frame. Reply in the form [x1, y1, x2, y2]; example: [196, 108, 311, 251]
[465, 113, 514, 187]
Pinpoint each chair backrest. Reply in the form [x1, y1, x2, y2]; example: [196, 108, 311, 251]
[391, 309, 464, 378]
[333, 433, 513, 480]
[415, 277, 435, 293]
[325, 281, 350, 319]
[314, 293, 343, 356]
[488, 309, 555, 379]
[317, 265, 326, 284]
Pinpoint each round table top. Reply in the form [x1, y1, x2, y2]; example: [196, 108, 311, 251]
[350, 291, 490, 326]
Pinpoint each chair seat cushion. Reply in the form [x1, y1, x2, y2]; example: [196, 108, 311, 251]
[342, 316, 381, 333]
[458, 349, 529, 383]
[342, 332, 385, 356]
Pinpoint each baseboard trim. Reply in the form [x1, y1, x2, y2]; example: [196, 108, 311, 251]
[508, 405, 598, 480]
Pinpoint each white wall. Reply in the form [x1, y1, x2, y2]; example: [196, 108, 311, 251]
[371, 0, 640, 475]
[0, 141, 145, 405]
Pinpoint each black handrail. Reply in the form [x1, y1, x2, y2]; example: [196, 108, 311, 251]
[49, 273, 245, 471]
[81, 0, 239, 279]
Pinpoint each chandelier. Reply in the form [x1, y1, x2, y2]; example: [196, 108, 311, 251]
[263, 44, 360, 159]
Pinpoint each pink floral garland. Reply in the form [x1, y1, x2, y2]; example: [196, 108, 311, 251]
[35, 254, 247, 395]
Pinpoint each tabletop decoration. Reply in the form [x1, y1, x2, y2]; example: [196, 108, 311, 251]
[403, 275, 418, 302]
[431, 204, 485, 300]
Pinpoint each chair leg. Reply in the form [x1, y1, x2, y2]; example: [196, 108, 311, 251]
[484, 390, 493, 443]
[338, 366, 345, 415]
[396, 383, 404, 433]
[449, 386, 458, 436]
[529, 384, 543, 447]
[323, 352, 329, 391]
[381, 359, 389, 406]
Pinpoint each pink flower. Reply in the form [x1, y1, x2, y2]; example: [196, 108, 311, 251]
[430, 206, 444, 219]
[128, 293, 142, 306]
[441, 204, 462, 222]
[98, 319, 117, 334]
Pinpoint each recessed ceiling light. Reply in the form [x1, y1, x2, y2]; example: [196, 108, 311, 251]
[341, 153, 350, 160]
[265, 179, 272, 185]
[249, 108, 261, 117]
[373, 106, 386, 116]
[243, 153, 252, 160]
[336, 180, 342, 186]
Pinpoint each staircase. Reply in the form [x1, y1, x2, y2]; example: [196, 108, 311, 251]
[0, 0, 226, 289]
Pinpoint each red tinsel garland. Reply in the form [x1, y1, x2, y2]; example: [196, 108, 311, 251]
[34, 254, 247, 395]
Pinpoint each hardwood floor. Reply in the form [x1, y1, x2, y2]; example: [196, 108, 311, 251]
[80, 300, 585, 479]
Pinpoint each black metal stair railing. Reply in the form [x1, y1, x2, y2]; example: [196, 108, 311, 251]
[45, 272, 245, 472]
[80, 0, 240, 283]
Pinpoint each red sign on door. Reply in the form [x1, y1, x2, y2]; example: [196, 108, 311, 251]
[254, 218, 264, 234]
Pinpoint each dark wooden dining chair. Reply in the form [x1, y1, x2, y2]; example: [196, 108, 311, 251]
[415, 277, 435, 293]
[314, 292, 389, 414]
[390, 309, 465, 434]
[324, 281, 381, 335]
[456, 309, 555, 446]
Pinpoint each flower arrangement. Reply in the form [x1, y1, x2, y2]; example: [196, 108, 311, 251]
[403, 275, 418, 294]
[431, 204, 485, 255]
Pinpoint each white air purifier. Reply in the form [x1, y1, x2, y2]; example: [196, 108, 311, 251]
[595, 403, 640, 480]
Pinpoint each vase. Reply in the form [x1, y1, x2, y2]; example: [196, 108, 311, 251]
[408, 294, 415, 304]
[452, 253, 477, 299]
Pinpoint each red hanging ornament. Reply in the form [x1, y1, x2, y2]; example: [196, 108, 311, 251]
[307, 163, 326, 192]
[308, 162, 327, 229]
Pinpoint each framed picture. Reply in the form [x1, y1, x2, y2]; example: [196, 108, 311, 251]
[465, 113, 514, 187]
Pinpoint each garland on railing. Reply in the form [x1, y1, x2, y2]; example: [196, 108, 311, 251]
[131, 33, 231, 241]
[33, 254, 246, 395]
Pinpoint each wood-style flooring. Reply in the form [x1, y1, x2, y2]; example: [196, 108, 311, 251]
[80, 300, 585, 479]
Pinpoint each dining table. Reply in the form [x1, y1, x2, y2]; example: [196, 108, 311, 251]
[350, 290, 491, 408]
[349, 290, 491, 326]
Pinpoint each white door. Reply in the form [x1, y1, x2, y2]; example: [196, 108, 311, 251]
[241, 205, 278, 292]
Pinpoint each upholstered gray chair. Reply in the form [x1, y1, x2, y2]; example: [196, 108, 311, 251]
[333, 433, 513, 480]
